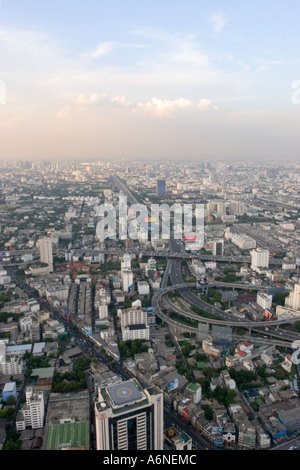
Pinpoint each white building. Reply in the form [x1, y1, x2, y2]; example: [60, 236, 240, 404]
[122, 324, 150, 341]
[257, 292, 273, 310]
[285, 284, 300, 311]
[121, 254, 131, 272]
[119, 307, 148, 329]
[137, 281, 150, 296]
[120, 307, 150, 342]
[185, 383, 202, 404]
[0, 355, 23, 375]
[38, 237, 53, 272]
[16, 387, 45, 431]
[0, 268, 11, 285]
[231, 233, 256, 250]
[0, 340, 5, 365]
[46, 286, 69, 302]
[251, 248, 269, 273]
[122, 269, 134, 293]
[99, 302, 108, 320]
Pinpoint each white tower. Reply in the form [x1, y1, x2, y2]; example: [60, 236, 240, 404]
[38, 237, 53, 272]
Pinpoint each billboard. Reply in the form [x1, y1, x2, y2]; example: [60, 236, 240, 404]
[184, 235, 197, 242]
[212, 427, 223, 435]
[153, 271, 159, 281]
[168, 378, 179, 392]
[147, 307, 155, 314]
[128, 284, 134, 293]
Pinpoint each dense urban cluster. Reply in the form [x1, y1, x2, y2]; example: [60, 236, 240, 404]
[0, 158, 300, 451]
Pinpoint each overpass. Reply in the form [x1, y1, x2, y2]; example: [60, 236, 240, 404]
[154, 283, 300, 329]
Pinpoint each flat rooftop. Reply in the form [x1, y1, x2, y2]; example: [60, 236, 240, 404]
[106, 379, 146, 408]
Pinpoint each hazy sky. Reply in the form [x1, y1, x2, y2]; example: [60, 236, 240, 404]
[0, 0, 300, 161]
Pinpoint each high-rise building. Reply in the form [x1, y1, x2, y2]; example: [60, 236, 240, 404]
[38, 237, 53, 272]
[251, 248, 269, 272]
[95, 379, 164, 450]
[121, 254, 131, 272]
[212, 239, 224, 256]
[119, 306, 150, 341]
[285, 284, 300, 311]
[156, 179, 166, 197]
[121, 269, 134, 293]
[16, 386, 45, 431]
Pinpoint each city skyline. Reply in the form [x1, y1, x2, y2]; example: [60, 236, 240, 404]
[0, 0, 300, 161]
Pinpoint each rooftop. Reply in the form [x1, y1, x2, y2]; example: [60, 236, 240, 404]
[105, 379, 146, 409]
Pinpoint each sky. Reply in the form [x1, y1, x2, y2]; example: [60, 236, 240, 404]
[0, 0, 300, 162]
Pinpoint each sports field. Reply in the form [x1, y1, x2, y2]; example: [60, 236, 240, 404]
[46, 421, 89, 450]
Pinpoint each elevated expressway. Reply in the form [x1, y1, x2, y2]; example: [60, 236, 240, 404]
[155, 238, 299, 347]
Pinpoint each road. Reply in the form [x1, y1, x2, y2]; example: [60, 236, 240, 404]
[152, 236, 298, 346]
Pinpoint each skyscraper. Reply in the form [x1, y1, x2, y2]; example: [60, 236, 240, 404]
[285, 284, 300, 311]
[95, 379, 164, 450]
[38, 237, 53, 273]
[212, 239, 224, 256]
[156, 179, 166, 197]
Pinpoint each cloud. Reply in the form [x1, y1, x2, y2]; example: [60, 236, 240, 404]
[112, 95, 132, 106]
[75, 93, 100, 105]
[81, 42, 115, 58]
[133, 97, 218, 116]
[56, 93, 102, 119]
[209, 12, 228, 33]
[135, 97, 192, 116]
[197, 99, 212, 110]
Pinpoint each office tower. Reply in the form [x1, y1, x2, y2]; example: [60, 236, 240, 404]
[156, 179, 166, 197]
[251, 248, 269, 273]
[95, 379, 164, 450]
[121, 253, 131, 272]
[212, 239, 224, 256]
[121, 269, 134, 293]
[285, 284, 300, 311]
[38, 237, 53, 272]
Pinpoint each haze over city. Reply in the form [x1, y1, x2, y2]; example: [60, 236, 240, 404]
[0, 0, 300, 161]
[3, 0, 300, 456]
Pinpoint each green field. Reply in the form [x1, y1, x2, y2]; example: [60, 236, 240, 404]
[46, 421, 89, 450]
